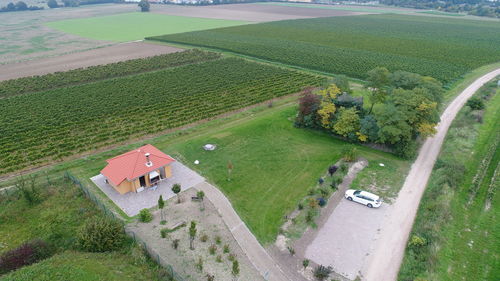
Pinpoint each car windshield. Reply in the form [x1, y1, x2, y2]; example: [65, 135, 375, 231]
[353, 190, 361, 195]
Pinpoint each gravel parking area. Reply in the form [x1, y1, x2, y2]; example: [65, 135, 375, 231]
[91, 161, 204, 217]
[304, 200, 392, 280]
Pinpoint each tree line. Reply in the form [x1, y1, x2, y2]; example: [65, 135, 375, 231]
[380, 0, 500, 18]
[295, 68, 443, 158]
[0, 1, 43, 12]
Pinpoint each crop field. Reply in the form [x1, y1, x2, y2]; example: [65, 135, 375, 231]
[0, 56, 322, 175]
[150, 14, 500, 83]
[399, 80, 500, 280]
[46, 12, 250, 42]
[0, 49, 220, 98]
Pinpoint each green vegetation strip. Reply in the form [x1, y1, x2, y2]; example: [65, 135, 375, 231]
[258, 2, 406, 13]
[46, 12, 250, 42]
[0, 49, 221, 98]
[149, 14, 500, 84]
[0, 58, 323, 175]
[399, 79, 500, 280]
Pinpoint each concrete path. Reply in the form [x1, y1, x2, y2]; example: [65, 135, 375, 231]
[361, 69, 500, 281]
[194, 181, 291, 281]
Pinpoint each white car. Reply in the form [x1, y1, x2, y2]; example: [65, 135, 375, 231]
[344, 189, 382, 208]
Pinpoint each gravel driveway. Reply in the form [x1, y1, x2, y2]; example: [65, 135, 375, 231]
[304, 200, 392, 280]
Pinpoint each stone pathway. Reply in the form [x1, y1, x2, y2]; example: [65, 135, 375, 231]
[194, 181, 292, 281]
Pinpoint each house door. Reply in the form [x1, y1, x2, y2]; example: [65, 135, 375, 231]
[139, 176, 146, 187]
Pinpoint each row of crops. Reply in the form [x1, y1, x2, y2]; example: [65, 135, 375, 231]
[0, 58, 323, 174]
[0, 49, 221, 98]
[149, 14, 500, 84]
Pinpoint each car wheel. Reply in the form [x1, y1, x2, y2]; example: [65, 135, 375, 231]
[347, 197, 353, 201]
[367, 203, 373, 208]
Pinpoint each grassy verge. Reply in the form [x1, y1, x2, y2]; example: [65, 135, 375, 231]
[398, 78, 500, 280]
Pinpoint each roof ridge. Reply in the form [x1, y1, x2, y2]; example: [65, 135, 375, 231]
[128, 151, 142, 180]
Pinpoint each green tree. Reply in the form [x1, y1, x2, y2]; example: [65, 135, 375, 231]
[333, 107, 360, 138]
[197, 190, 205, 209]
[360, 115, 379, 142]
[15, 1, 27, 10]
[138, 0, 149, 12]
[375, 104, 413, 144]
[47, 0, 58, 8]
[189, 221, 197, 250]
[331, 75, 352, 94]
[366, 67, 390, 114]
[466, 97, 485, 110]
[172, 183, 181, 203]
[158, 195, 165, 222]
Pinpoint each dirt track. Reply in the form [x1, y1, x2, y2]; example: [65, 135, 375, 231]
[361, 68, 500, 281]
[0, 42, 181, 81]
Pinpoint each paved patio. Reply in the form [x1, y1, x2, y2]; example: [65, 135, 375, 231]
[91, 161, 205, 217]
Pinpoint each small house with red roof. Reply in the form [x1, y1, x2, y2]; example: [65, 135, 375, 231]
[100, 144, 175, 194]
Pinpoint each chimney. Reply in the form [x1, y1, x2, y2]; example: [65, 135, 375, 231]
[145, 153, 152, 167]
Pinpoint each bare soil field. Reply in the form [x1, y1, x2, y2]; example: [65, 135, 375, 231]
[152, 3, 370, 22]
[0, 4, 136, 64]
[0, 41, 181, 80]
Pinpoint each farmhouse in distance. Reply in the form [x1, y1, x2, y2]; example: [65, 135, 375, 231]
[100, 144, 175, 194]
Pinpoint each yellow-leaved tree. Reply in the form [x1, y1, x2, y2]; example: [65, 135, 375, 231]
[317, 84, 341, 128]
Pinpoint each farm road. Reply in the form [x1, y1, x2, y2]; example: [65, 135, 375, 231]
[361, 68, 500, 281]
[0, 42, 181, 81]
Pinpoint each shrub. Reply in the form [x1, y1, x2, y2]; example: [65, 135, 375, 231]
[308, 188, 316, 196]
[303, 259, 310, 269]
[200, 234, 208, 242]
[223, 244, 230, 253]
[172, 239, 180, 249]
[139, 208, 153, 223]
[232, 259, 240, 278]
[298, 203, 304, 210]
[328, 165, 338, 176]
[305, 209, 315, 223]
[196, 257, 203, 272]
[319, 187, 329, 197]
[228, 253, 236, 262]
[216, 255, 222, 263]
[317, 197, 327, 207]
[206, 274, 215, 281]
[409, 235, 427, 248]
[0, 239, 53, 274]
[341, 145, 357, 162]
[466, 97, 485, 110]
[209, 244, 217, 255]
[160, 229, 168, 238]
[309, 198, 319, 209]
[77, 218, 124, 252]
[287, 246, 295, 256]
[340, 163, 349, 173]
[314, 264, 333, 280]
[215, 235, 222, 245]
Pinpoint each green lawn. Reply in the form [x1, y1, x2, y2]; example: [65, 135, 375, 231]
[45, 13, 249, 42]
[258, 2, 407, 14]
[1, 251, 157, 281]
[162, 104, 408, 243]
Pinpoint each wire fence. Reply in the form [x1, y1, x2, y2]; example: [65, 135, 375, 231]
[64, 171, 186, 281]
[64, 171, 120, 221]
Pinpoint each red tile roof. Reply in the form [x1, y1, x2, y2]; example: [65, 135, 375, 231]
[101, 144, 175, 186]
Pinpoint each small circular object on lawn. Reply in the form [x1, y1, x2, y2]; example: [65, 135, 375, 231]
[379, 163, 385, 167]
[194, 160, 200, 165]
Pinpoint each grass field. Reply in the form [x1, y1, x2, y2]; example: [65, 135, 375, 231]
[149, 14, 500, 83]
[0, 57, 322, 175]
[1, 251, 158, 281]
[399, 79, 500, 280]
[0, 179, 160, 280]
[45, 12, 249, 42]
